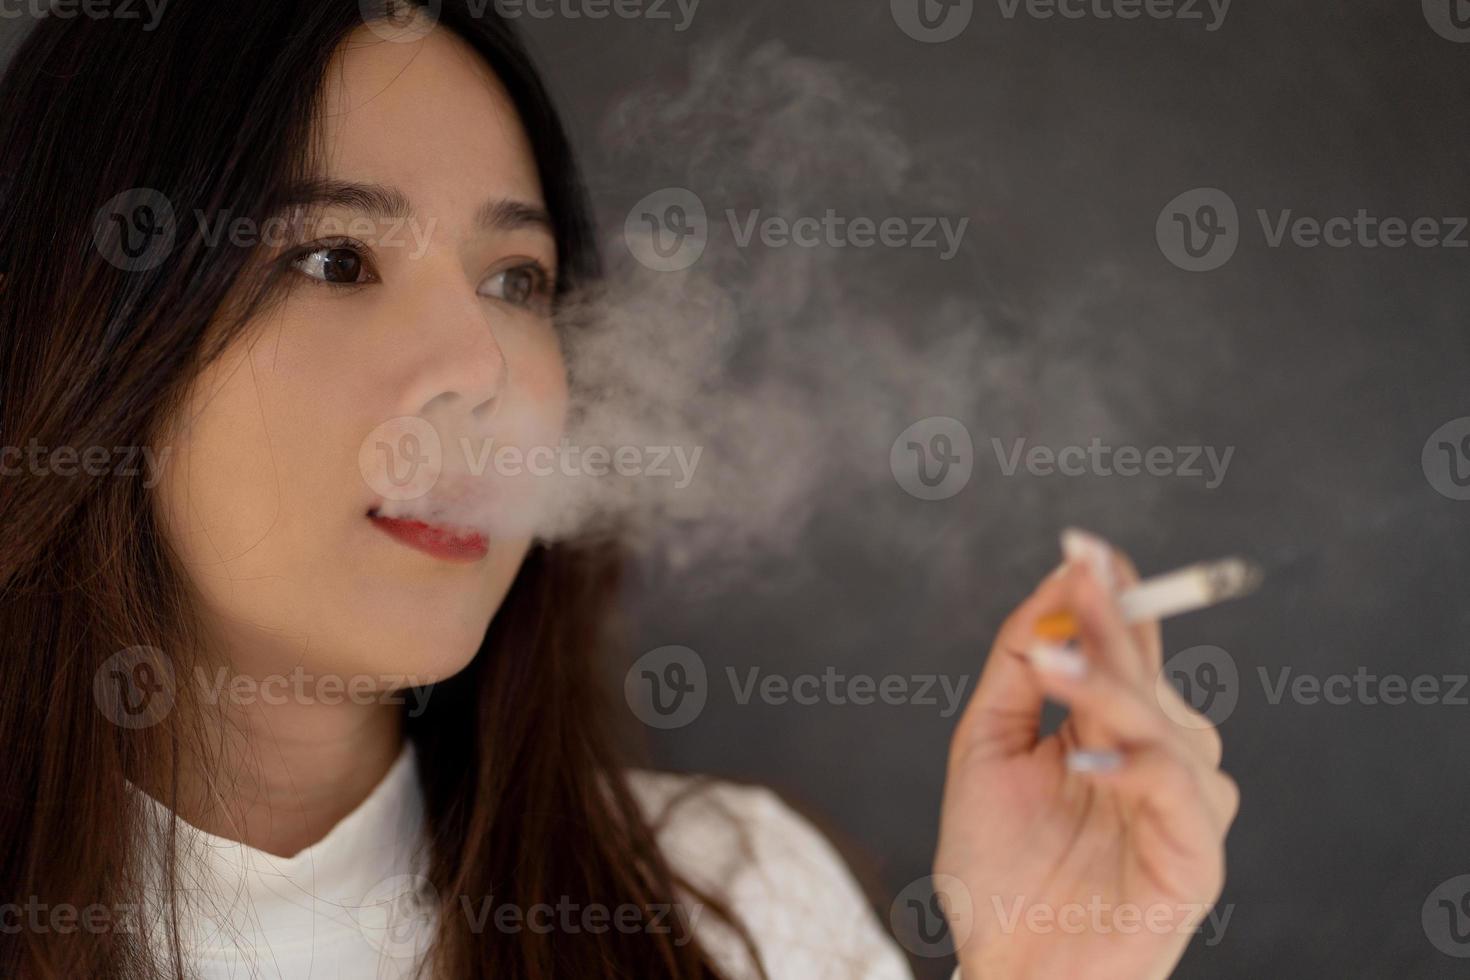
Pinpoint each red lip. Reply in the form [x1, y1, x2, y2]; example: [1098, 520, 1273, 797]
[369, 514, 489, 563]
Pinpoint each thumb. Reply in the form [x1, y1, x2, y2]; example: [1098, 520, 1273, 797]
[949, 560, 1079, 765]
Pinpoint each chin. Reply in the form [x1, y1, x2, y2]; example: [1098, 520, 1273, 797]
[358, 612, 495, 686]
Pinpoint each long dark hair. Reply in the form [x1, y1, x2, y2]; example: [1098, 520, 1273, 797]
[0, 2, 762, 977]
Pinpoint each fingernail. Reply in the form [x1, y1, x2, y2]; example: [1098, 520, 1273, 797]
[1066, 749, 1124, 774]
[1061, 527, 1116, 593]
[1026, 640, 1087, 679]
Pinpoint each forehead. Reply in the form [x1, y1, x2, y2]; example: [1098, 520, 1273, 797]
[311, 26, 544, 214]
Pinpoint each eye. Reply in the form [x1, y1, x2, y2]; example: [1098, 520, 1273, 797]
[291, 239, 377, 286]
[478, 262, 553, 310]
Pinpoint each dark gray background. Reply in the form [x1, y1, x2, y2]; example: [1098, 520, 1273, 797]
[516, 2, 1470, 978]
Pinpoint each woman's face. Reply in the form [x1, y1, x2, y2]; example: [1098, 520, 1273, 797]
[156, 25, 567, 685]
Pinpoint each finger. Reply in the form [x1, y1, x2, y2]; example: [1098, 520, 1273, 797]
[1069, 745, 1230, 892]
[1073, 746, 1239, 846]
[1054, 532, 1224, 767]
[1109, 548, 1163, 673]
[1061, 528, 1160, 680]
[1064, 557, 1151, 688]
[1031, 641, 1228, 770]
[1026, 639, 1171, 748]
[952, 560, 1079, 763]
[1203, 767, 1241, 830]
[1152, 675, 1226, 768]
[1018, 559, 1144, 752]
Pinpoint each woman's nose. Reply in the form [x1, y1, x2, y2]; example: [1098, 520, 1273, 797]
[397, 279, 509, 423]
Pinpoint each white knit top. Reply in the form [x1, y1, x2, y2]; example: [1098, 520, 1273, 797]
[134, 742, 917, 979]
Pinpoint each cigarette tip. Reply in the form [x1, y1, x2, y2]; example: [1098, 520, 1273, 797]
[1033, 611, 1079, 643]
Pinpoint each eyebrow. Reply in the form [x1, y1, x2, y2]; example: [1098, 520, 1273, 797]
[475, 197, 555, 235]
[276, 179, 554, 235]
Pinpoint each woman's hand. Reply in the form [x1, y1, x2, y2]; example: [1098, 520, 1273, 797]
[932, 530, 1239, 980]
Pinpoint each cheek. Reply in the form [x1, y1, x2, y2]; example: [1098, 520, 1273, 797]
[505, 323, 570, 436]
[153, 323, 368, 662]
[157, 333, 292, 561]
[157, 320, 359, 556]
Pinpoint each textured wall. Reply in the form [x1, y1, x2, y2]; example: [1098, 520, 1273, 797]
[518, 3, 1470, 978]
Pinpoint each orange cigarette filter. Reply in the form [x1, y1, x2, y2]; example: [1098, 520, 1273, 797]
[1033, 611, 1080, 643]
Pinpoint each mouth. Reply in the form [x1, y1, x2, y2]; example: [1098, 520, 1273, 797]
[367, 509, 489, 563]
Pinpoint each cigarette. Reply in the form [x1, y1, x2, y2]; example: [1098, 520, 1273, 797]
[1033, 557, 1263, 642]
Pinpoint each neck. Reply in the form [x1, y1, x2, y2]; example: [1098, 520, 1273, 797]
[169, 695, 406, 858]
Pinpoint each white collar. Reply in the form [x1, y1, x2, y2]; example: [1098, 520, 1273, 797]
[134, 741, 429, 960]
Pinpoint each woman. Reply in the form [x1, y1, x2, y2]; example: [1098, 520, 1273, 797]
[0, 2, 1238, 977]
